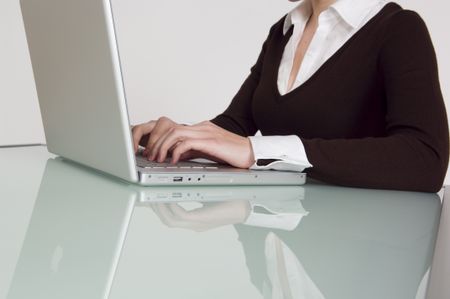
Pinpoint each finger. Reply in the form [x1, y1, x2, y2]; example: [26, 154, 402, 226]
[149, 127, 175, 161]
[135, 122, 156, 150]
[131, 121, 156, 153]
[145, 117, 175, 157]
[145, 128, 166, 158]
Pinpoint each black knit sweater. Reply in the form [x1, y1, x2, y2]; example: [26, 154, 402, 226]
[211, 2, 449, 192]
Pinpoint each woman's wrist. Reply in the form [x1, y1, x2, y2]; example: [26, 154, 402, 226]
[245, 137, 256, 168]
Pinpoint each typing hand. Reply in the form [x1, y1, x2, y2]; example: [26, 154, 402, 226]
[132, 116, 180, 156]
[147, 120, 255, 169]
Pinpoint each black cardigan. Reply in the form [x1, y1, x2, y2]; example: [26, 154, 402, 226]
[211, 2, 449, 192]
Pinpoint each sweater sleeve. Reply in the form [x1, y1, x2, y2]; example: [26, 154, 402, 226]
[302, 11, 449, 192]
[210, 20, 281, 137]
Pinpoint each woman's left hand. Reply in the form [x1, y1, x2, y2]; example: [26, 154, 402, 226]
[148, 121, 255, 169]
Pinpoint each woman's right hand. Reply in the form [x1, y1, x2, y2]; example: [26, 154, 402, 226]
[131, 116, 180, 157]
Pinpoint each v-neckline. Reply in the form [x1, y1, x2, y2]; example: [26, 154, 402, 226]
[273, 2, 398, 101]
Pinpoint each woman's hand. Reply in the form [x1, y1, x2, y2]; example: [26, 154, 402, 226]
[156, 121, 255, 168]
[131, 116, 180, 156]
[132, 118, 255, 169]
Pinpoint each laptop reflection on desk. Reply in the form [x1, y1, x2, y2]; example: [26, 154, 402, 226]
[6, 159, 136, 299]
[7, 158, 305, 299]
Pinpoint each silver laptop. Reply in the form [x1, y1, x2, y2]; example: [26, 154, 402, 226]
[20, 0, 306, 186]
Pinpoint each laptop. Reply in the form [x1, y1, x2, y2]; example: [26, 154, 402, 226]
[20, 0, 306, 186]
[7, 157, 306, 299]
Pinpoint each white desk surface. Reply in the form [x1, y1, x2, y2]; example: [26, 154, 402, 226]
[0, 145, 448, 299]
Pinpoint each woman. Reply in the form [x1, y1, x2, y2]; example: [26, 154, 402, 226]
[132, 0, 449, 192]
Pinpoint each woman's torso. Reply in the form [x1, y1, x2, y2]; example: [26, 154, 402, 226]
[253, 2, 402, 139]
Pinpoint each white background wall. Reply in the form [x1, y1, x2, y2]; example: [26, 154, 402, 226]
[0, 0, 449, 182]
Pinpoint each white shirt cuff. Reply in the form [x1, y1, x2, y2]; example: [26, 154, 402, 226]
[243, 199, 309, 231]
[244, 211, 305, 231]
[243, 190, 309, 231]
[248, 135, 313, 172]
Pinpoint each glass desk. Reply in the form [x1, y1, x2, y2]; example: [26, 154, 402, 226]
[0, 146, 446, 299]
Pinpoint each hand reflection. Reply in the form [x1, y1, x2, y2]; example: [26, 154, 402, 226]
[150, 200, 252, 232]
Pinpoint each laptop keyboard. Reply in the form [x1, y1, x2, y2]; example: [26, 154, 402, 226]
[135, 154, 220, 169]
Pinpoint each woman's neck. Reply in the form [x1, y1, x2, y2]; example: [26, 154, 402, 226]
[309, 0, 336, 18]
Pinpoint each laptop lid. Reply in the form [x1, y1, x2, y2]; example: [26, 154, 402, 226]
[21, 0, 138, 182]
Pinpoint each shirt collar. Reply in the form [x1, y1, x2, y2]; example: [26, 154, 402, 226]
[332, 0, 383, 28]
[283, 0, 311, 35]
[283, 0, 383, 35]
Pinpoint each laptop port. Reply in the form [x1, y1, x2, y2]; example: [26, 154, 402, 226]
[173, 176, 183, 182]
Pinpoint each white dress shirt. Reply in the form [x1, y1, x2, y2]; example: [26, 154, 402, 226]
[248, 0, 388, 172]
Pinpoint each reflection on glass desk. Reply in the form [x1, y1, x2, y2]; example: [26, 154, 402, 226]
[4, 155, 442, 299]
